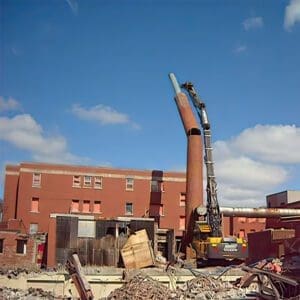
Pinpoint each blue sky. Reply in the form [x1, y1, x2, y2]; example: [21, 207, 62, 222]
[1, 0, 300, 206]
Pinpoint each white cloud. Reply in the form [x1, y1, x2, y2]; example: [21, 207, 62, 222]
[284, 0, 300, 31]
[0, 97, 21, 112]
[242, 17, 264, 30]
[215, 156, 287, 189]
[209, 124, 299, 207]
[0, 114, 84, 164]
[233, 124, 300, 163]
[71, 104, 140, 129]
[234, 45, 247, 53]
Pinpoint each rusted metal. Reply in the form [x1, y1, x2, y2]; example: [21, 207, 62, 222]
[108, 271, 252, 299]
[216, 206, 300, 218]
[169, 73, 203, 248]
[240, 263, 300, 299]
[66, 253, 94, 300]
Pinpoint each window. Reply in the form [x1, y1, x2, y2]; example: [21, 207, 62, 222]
[84, 176, 92, 187]
[71, 200, 79, 212]
[78, 220, 95, 238]
[29, 223, 38, 234]
[0, 239, 3, 253]
[32, 173, 41, 187]
[179, 193, 186, 207]
[93, 201, 101, 213]
[16, 240, 27, 254]
[125, 202, 133, 215]
[83, 200, 90, 213]
[31, 197, 39, 213]
[94, 176, 102, 189]
[151, 180, 164, 192]
[73, 175, 81, 187]
[126, 178, 134, 191]
[179, 216, 185, 231]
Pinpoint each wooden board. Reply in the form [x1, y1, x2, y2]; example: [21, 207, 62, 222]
[121, 229, 155, 269]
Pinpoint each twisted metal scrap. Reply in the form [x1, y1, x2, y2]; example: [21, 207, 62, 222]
[107, 274, 173, 300]
[107, 273, 248, 300]
[175, 274, 245, 299]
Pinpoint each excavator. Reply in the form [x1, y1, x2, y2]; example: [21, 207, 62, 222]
[169, 73, 248, 264]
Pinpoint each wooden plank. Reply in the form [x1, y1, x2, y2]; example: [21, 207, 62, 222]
[121, 229, 155, 269]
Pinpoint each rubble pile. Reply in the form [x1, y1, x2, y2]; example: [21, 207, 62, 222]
[107, 273, 174, 299]
[107, 273, 250, 300]
[0, 287, 54, 299]
[0, 267, 42, 279]
[176, 275, 248, 299]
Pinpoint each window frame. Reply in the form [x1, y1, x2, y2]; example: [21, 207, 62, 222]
[125, 202, 133, 215]
[73, 175, 81, 188]
[82, 200, 91, 213]
[83, 175, 92, 187]
[93, 201, 101, 213]
[179, 193, 186, 207]
[126, 177, 134, 191]
[29, 223, 38, 235]
[32, 173, 41, 187]
[71, 199, 80, 213]
[31, 197, 39, 213]
[16, 239, 27, 255]
[94, 176, 103, 189]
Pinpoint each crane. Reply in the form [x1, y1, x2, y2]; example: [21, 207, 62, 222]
[169, 73, 248, 264]
[181, 82, 222, 238]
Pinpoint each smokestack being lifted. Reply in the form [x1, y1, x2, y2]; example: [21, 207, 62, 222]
[169, 73, 203, 247]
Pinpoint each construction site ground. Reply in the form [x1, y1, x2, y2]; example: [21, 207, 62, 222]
[0, 265, 253, 299]
[1, 263, 299, 299]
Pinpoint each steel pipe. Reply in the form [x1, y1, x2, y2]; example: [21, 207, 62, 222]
[217, 207, 300, 218]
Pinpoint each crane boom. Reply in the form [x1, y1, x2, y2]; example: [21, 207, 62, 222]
[181, 82, 222, 237]
[169, 73, 248, 263]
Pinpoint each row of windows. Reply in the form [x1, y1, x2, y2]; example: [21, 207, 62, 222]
[71, 200, 102, 213]
[73, 175, 103, 189]
[0, 239, 27, 255]
[70, 200, 134, 215]
[30, 193, 187, 215]
[32, 173, 167, 192]
[73, 176, 165, 192]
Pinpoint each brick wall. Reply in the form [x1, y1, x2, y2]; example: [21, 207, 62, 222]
[0, 231, 41, 268]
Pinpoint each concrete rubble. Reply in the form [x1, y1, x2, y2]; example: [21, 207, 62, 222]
[106, 272, 253, 300]
[0, 287, 54, 299]
[0, 257, 299, 299]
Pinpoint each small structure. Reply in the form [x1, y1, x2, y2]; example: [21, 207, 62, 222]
[47, 214, 159, 268]
[0, 219, 46, 268]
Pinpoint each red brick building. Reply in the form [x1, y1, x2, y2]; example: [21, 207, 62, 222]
[3, 162, 187, 237]
[2, 162, 268, 266]
[0, 219, 46, 268]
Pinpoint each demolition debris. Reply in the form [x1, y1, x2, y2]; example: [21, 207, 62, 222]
[107, 272, 251, 299]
